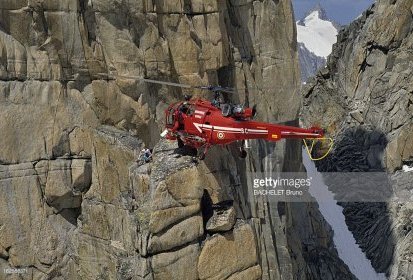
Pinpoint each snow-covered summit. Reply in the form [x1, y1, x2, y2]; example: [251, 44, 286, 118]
[297, 3, 331, 25]
[296, 5, 338, 58]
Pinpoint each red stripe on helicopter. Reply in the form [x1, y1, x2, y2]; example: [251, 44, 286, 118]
[194, 110, 205, 115]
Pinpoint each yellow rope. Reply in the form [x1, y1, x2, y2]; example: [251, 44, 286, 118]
[303, 138, 334, 161]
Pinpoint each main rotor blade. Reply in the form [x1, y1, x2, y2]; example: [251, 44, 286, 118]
[195, 85, 237, 94]
[141, 78, 193, 89]
[219, 88, 237, 94]
[113, 75, 192, 89]
[116, 75, 238, 94]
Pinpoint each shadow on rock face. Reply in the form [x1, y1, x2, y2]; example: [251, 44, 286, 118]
[315, 126, 395, 274]
[59, 207, 82, 226]
[46, 191, 83, 226]
[201, 190, 214, 228]
[173, 146, 198, 158]
[316, 126, 388, 172]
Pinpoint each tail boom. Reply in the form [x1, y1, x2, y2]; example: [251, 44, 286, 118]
[242, 122, 324, 141]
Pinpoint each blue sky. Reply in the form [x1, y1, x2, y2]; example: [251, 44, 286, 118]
[292, 0, 375, 25]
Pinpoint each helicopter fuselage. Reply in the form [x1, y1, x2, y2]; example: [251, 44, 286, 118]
[163, 99, 324, 151]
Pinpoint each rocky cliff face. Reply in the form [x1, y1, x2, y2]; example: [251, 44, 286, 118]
[0, 0, 355, 279]
[302, 0, 413, 278]
[298, 42, 326, 83]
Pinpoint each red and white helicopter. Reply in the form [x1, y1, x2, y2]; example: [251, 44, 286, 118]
[119, 76, 333, 160]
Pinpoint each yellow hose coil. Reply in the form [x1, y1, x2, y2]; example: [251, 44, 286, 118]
[303, 138, 334, 161]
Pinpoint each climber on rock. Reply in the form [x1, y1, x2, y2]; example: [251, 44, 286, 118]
[138, 148, 152, 164]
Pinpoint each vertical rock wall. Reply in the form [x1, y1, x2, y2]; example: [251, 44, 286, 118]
[0, 0, 354, 279]
[302, 0, 413, 279]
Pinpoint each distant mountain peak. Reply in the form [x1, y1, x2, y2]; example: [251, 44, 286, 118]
[306, 3, 329, 21]
[297, 3, 340, 29]
[296, 3, 339, 58]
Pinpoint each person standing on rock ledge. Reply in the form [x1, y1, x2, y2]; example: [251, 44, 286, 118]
[138, 148, 152, 164]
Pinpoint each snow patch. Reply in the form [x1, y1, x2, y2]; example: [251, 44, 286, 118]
[296, 11, 338, 58]
[303, 150, 387, 280]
